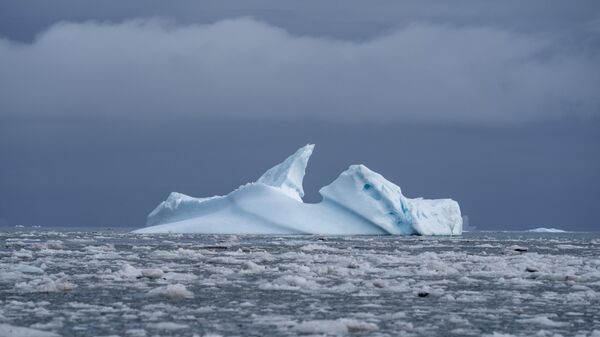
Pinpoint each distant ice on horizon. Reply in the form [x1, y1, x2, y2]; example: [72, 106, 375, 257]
[134, 145, 462, 235]
[528, 227, 567, 233]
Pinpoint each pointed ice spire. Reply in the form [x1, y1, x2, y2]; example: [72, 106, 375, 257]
[257, 144, 314, 201]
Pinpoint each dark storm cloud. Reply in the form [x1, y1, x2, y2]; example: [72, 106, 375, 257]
[0, 18, 598, 123]
[1, 0, 600, 42]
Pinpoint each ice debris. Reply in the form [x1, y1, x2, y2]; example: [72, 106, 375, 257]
[0, 323, 60, 337]
[292, 318, 378, 334]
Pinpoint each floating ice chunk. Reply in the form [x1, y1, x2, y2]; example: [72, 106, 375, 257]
[135, 145, 461, 235]
[163, 272, 198, 282]
[299, 244, 338, 252]
[146, 322, 188, 330]
[260, 275, 320, 292]
[242, 261, 265, 273]
[125, 329, 146, 337]
[141, 269, 164, 279]
[14, 275, 75, 293]
[0, 323, 60, 337]
[372, 279, 388, 289]
[292, 318, 378, 334]
[4, 264, 44, 274]
[30, 319, 64, 331]
[13, 249, 33, 259]
[147, 284, 193, 300]
[517, 315, 568, 327]
[45, 240, 64, 250]
[115, 263, 143, 279]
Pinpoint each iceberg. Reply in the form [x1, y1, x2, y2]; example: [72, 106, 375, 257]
[134, 145, 462, 235]
[528, 227, 567, 233]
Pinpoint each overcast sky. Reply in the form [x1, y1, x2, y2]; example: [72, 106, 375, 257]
[1, 1, 599, 230]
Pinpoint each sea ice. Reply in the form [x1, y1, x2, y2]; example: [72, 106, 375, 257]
[141, 268, 164, 279]
[1, 230, 599, 336]
[517, 315, 568, 327]
[146, 322, 189, 330]
[134, 144, 462, 235]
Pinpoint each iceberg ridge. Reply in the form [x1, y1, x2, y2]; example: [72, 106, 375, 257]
[134, 145, 462, 235]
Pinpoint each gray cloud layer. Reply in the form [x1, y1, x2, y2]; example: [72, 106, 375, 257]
[1, 18, 598, 123]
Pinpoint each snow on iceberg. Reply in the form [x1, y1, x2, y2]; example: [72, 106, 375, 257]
[134, 144, 462, 235]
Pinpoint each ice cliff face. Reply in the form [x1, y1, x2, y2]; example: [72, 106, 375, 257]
[134, 145, 462, 235]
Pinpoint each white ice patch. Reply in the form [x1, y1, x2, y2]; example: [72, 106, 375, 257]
[113, 263, 165, 280]
[146, 284, 193, 300]
[141, 269, 164, 279]
[146, 322, 188, 330]
[14, 275, 75, 293]
[115, 263, 142, 279]
[299, 244, 339, 252]
[0, 323, 60, 337]
[163, 272, 198, 282]
[242, 261, 266, 273]
[30, 319, 64, 331]
[517, 315, 568, 327]
[259, 275, 321, 292]
[12, 249, 33, 259]
[0, 264, 44, 282]
[125, 328, 146, 337]
[292, 318, 378, 334]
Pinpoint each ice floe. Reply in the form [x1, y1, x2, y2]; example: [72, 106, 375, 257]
[528, 227, 568, 233]
[0, 230, 598, 336]
[292, 318, 378, 334]
[0, 323, 60, 337]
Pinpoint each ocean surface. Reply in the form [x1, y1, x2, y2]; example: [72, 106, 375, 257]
[1, 228, 599, 337]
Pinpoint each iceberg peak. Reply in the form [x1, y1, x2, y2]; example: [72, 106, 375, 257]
[257, 144, 314, 201]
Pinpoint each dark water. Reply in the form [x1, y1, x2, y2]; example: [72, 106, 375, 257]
[1, 229, 599, 337]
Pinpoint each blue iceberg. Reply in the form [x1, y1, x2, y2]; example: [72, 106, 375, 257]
[134, 145, 462, 235]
